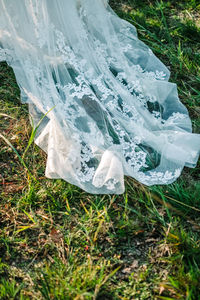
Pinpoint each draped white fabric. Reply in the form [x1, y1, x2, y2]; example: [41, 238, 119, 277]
[0, 0, 199, 194]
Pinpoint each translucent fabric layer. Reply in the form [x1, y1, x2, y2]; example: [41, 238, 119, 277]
[0, 0, 199, 194]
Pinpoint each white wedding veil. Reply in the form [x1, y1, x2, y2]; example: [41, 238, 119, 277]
[0, 0, 199, 193]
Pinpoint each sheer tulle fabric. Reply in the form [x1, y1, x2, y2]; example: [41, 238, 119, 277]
[0, 0, 199, 194]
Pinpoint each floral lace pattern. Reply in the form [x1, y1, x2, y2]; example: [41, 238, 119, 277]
[0, 0, 199, 194]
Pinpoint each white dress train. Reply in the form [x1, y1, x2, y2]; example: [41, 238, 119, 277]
[0, 0, 199, 194]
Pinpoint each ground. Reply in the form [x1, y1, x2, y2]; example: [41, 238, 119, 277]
[0, 0, 200, 299]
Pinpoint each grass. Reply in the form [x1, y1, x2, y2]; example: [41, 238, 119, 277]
[0, 0, 200, 299]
